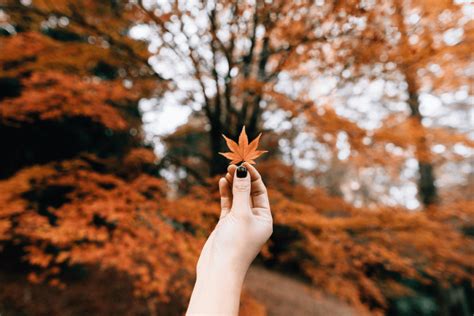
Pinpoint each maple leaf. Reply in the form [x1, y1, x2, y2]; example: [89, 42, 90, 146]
[219, 126, 267, 165]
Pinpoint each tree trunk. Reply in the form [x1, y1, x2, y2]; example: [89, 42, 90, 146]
[394, 0, 437, 207]
[209, 121, 228, 176]
[406, 78, 438, 207]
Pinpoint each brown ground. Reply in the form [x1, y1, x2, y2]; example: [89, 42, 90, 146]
[243, 265, 357, 316]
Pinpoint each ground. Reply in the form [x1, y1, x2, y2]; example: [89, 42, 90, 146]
[244, 265, 357, 316]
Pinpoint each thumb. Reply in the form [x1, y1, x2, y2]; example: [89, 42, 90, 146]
[231, 165, 251, 216]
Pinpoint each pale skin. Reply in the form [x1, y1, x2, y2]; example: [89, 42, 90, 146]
[186, 162, 273, 316]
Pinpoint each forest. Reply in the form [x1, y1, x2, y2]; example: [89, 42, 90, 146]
[0, 0, 472, 315]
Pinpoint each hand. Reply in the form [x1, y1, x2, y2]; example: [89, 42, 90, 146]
[187, 162, 272, 315]
[198, 162, 273, 275]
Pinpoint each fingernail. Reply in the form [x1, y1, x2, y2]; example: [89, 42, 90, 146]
[237, 166, 247, 178]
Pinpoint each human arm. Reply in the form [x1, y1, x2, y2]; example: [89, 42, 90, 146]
[186, 162, 273, 315]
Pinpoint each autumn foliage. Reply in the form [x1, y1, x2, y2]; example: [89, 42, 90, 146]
[1, 1, 473, 316]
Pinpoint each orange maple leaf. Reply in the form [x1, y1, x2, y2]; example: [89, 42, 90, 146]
[219, 126, 267, 165]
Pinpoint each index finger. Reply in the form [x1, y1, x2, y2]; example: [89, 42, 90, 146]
[242, 162, 270, 210]
[225, 164, 237, 185]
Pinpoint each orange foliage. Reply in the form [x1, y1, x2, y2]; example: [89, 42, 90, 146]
[0, 158, 199, 299]
[0, 71, 130, 130]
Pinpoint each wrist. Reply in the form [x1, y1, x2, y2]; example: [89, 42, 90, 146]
[188, 258, 248, 315]
[197, 255, 249, 286]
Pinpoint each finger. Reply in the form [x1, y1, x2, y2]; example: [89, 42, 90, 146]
[224, 174, 233, 202]
[225, 165, 237, 184]
[219, 177, 231, 218]
[224, 165, 238, 209]
[231, 165, 252, 216]
[242, 162, 270, 210]
[225, 172, 233, 185]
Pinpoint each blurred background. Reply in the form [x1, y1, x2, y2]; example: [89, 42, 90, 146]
[0, 0, 472, 315]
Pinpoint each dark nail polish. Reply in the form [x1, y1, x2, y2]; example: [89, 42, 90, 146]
[237, 166, 247, 178]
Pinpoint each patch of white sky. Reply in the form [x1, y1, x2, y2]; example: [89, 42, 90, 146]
[139, 96, 192, 156]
